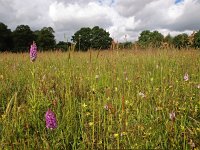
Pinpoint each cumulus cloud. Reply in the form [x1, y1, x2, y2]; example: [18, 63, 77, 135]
[49, 2, 112, 30]
[0, 0, 200, 42]
[0, 0, 53, 30]
[49, 1, 139, 41]
[167, 0, 200, 31]
[114, 0, 159, 17]
[49, 1, 114, 41]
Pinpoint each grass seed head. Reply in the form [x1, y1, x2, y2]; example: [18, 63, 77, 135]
[169, 111, 176, 122]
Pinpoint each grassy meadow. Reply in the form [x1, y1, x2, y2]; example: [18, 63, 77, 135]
[0, 49, 200, 149]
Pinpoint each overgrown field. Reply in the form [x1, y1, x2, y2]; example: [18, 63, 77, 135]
[0, 49, 200, 149]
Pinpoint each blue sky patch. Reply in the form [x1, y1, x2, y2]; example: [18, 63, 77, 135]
[175, 0, 184, 4]
[98, 0, 115, 6]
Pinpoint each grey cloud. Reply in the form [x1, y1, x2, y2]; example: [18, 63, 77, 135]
[166, 0, 200, 31]
[0, 0, 53, 30]
[0, 0, 16, 28]
[0, 0, 200, 43]
[54, 17, 112, 32]
[55, 0, 95, 6]
[114, 0, 158, 17]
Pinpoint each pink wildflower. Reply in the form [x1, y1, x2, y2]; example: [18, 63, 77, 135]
[184, 73, 189, 81]
[45, 109, 57, 129]
[30, 41, 37, 62]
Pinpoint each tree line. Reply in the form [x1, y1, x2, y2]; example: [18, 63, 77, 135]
[1, 21, 200, 52]
[0, 22, 57, 52]
[0, 22, 113, 52]
[137, 30, 200, 49]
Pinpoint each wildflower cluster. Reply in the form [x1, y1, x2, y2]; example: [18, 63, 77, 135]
[30, 41, 37, 62]
[45, 109, 57, 129]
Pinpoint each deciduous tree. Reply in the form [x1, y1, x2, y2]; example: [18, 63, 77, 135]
[36, 27, 56, 50]
[72, 26, 112, 51]
[193, 30, 200, 49]
[12, 25, 34, 52]
[173, 33, 189, 49]
[138, 30, 164, 48]
[0, 22, 13, 51]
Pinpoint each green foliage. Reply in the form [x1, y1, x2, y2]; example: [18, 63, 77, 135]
[72, 26, 112, 51]
[0, 22, 56, 52]
[138, 30, 164, 48]
[150, 31, 164, 48]
[118, 42, 132, 49]
[2, 21, 200, 52]
[173, 33, 189, 49]
[36, 27, 56, 50]
[138, 30, 152, 48]
[12, 25, 34, 52]
[164, 34, 173, 45]
[90, 26, 112, 50]
[56, 41, 71, 51]
[193, 30, 200, 49]
[0, 22, 13, 51]
[72, 27, 92, 51]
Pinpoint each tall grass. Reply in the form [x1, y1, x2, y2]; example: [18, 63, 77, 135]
[0, 49, 200, 149]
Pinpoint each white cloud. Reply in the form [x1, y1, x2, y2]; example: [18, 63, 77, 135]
[167, 0, 200, 31]
[0, 0, 53, 30]
[49, 1, 139, 41]
[114, 0, 158, 17]
[0, 0, 200, 43]
[49, 1, 113, 41]
[49, 2, 112, 29]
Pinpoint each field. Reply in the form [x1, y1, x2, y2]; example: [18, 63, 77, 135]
[0, 49, 200, 149]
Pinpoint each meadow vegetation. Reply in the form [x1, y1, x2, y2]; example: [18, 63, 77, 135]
[0, 49, 200, 149]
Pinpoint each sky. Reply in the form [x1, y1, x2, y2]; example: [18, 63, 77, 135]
[0, 0, 200, 42]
